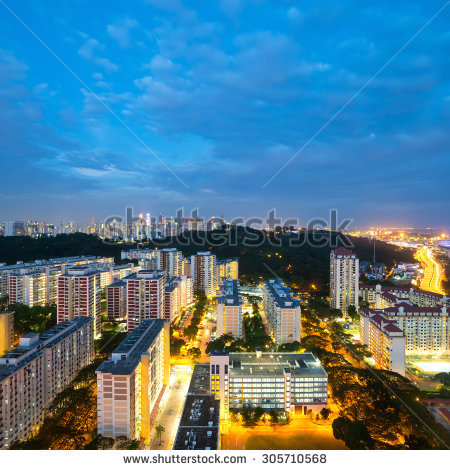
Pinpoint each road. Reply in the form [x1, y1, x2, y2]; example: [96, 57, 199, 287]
[146, 367, 191, 450]
[416, 247, 445, 295]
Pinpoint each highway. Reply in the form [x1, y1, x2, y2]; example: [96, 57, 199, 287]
[416, 247, 445, 295]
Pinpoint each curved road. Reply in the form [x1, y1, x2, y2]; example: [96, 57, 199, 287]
[416, 247, 445, 295]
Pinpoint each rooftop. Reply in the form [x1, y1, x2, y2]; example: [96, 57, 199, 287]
[0, 317, 93, 381]
[332, 247, 356, 257]
[217, 279, 242, 306]
[173, 394, 220, 450]
[264, 279, 300, 308]
[213, 351, 327, 377]
[188, 364, 211, 395]
[96, 319, 167, 376]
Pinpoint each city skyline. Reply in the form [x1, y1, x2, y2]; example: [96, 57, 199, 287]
[0, 1, 449, 225]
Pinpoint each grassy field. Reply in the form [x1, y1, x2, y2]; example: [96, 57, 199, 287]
[244, 431, 347, 450]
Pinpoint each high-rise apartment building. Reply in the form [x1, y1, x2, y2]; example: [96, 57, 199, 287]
[191, 252, 217, 297]
[217, 258, 239, 280]
[98, 263, 137, 290]
[0, 311, 14, 355]
[330, 247, 359, 312]
[8, 269, 47, 307]
[359, 309, 406, 375]
[106, 280, 127, 321]
[156, 248, 182, 278]
[263, 279, 301, 344]
[164, 281, 179, 322]
[0, 255, 113, 299]
[125, 271, 166, 332]
[217, 279, 243, 339]
[0, 317, 94, 449]
[96, 319, 170, 443]
[57, 266, 102, 337]
[359, 284, 450, 356]
[210, 351, 327, 416]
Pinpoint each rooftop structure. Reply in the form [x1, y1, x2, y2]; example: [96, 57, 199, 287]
[263, 279, 301, 343]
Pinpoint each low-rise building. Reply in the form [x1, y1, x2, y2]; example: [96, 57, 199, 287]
[173, 364, 220, 450]
[210, 351, 327, 416]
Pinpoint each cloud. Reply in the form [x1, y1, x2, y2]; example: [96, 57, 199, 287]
[107, 18, 139, 48]
[78, 38, 119, 72]
[287, 7, 303, 23]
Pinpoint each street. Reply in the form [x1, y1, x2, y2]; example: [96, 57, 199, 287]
[146, 367, 191, 450]
[416, 247, 445, 294]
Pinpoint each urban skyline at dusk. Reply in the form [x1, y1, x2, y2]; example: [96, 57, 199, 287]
[0, 1, 449, 225]
[0, 0, 449, 462]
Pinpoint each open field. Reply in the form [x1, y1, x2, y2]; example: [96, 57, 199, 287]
[244, 430, 347, 450]
[412, 361, 450, 374]
[223, 417, 347, 450]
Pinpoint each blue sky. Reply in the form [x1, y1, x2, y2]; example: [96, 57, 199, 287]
[0, 0, 449, 227]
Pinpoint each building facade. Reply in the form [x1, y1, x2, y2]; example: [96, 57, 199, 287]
[217, 279, 243, 339]
[106, 280, 127, 321]
[96, 319, 170, 443]
[359, 284, 450, 356]
[210, 351, 327, 416]
[125, 271, 166, 332]
[191, 252, 217, 297]
[359, 309, 406, 375]
[217, 258, 239, 281]
[0, 311, 14, 355]
[330, 247, 359, 312]
[0, 317, 94, 449]
[156, 248, 182, 278]
[263, 279, 301, 344]
[57, 266, 102, 338]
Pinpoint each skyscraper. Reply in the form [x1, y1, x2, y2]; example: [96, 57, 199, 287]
[330, 247, 359, 313]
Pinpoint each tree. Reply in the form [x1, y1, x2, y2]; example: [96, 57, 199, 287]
[183, 325, 198, 340]
[344, 420, 373, 450]
[434, 372, 450, 387]
[253, 406, 264, 422]
[332, 416, 351, 440]
[268, 410, 279, 424]
[155, 424, 165, 443]
[404, 434, 431, 450]
[241, 409, 253, 426]
[347, 305, 359, 322]
[320, 407, 332, 420]
[187, 347, 201, 360]
[170, 338, 186, 355]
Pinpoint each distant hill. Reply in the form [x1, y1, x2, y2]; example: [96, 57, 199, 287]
[0, 229, 415, 293]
